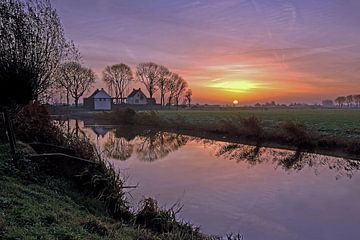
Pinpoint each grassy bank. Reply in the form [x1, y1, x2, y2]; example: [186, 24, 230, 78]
[0, 145, 137, 239]
[0, 144, 216, 240]
[1, 104, 221, 240]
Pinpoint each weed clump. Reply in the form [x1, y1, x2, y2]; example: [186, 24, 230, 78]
[110, 108, 136, 125]
[135, 198, 205, 239]
[81, 218, 108, 236]
[77, 158, 132, 222]
[136, 111, 162, 127]
[240, 116, 263, 139]
[278, 121, 314, 147]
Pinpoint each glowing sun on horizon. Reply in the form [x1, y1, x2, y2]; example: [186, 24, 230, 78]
[233, 99, 239, 105]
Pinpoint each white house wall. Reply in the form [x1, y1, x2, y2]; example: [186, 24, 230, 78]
[94, 98, 111, 110]
[128, 92, 147, 105]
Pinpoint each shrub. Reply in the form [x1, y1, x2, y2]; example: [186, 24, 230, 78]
[136, 198, 202, 237]
[136, 111, 162, 127]
[278, 121, 313, 147]
[110, 108, 136, 125]
[346, 141, 360, 155]
[239, 116, 263, 139]
[77, 157, 132, 221]
[13, 102, 63, 144]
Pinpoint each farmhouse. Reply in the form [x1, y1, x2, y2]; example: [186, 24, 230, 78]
[127, 88, 155, 105]
[84, 88, 112, 111]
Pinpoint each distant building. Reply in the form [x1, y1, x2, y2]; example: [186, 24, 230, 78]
[84, 88, 112, 111]
[127, 88, 155, 105]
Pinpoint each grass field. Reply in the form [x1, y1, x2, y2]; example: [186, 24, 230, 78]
[156, 108, 360, 139]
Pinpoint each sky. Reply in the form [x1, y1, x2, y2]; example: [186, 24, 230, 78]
[52, 0, 360, 105]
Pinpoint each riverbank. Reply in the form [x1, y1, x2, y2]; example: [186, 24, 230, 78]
[1, 104, 217, 240]
[60, 108, 360, 160]
[0, 143, 215, 240]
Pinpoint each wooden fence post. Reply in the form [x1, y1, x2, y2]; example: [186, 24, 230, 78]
[3, 109, 17, 163]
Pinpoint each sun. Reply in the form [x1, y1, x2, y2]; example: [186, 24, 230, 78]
[233, 99, 239, 105]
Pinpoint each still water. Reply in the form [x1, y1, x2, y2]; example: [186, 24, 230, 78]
[63, 120, 360, 239]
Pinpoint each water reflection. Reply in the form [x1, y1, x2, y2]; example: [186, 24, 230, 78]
[57, 119, 360, 179]
[216, 142, 360, 179]
[102, 127, 189, 162]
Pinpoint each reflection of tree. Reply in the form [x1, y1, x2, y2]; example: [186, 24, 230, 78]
[216, 143, 360, 179]
[103, 135, 133, 161]
[135, 132, 189, 162]
[217, 143, 262, 165]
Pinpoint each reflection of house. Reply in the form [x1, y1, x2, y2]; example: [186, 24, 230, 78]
[84, 88, 112, 111]
[127, 88, 156, 105]
[88, 126, 110, 138]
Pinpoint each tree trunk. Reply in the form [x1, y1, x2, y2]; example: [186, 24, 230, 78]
[66, 90, 70, 106]
[75, 98, 79, 107]
[160, 93, 164, 106]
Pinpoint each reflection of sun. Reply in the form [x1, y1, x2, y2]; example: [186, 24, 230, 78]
[233, 100, 239, 105]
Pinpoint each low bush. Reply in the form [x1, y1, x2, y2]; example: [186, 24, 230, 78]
[109, 108, 136, 125]
[136, 111, 163, 127]
[13, 103, 63, 145]
[346, 141, 360, 155]
[239, 116, 264, 139]
[136, 198, 205, 239]
[77, 156, 132, 222]
[278, 121, 314, 147]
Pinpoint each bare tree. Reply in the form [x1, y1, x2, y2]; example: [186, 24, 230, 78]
[0, 0, 71, 110]
[345, 95, 353, 108]
[136, 62, 161, 99]
[57, 62, 95, 107]
[167, 73, 188, 107]
[184, 89, 192, 107]
[174, 76, 188, 107]
[335, 96, 346, 108]
[156, 65, 171, 106]
[354, 95, 360, 108]
[166, 73, 179, 106]
[102, 64, 133, 103]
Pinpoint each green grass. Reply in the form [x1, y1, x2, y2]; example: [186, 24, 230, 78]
[0, 145, 146, 240]
[0, 145, 212, 240]
[156, 109, 360, 138]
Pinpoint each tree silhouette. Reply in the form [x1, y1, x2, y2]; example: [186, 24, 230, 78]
[103, 64, 133, 103]
[334, 96, 346, 108]
[184, 89, 192, 107]
[57, 62, 95, 107]
[345, 95, 353, 108]
[156, 65, 171, 106]
[167, 73, 188, 107]
[0, 0, 71, 110]
[354, 95, 360, 108]
[136, 62, 161, 99]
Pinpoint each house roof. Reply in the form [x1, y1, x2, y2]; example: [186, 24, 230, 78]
[88, 88, 111, 99]
[128, 88, 147, 98]
[88, 89, 100, 98]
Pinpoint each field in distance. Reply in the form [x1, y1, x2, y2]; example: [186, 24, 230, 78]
[156, 108, 360, 139]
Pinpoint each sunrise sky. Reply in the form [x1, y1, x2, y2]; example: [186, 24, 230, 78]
[53, 0, 360, 105]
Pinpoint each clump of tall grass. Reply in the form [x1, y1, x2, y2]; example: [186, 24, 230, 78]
[346, 141, 360, 155]
[277, 121, 314, 147]
[136, 111, 163, 127]
[109, 108, 137, 125]
[135, 198, 206, 239]
[77, 154, 132, 221]
[239, 116, 264, 139]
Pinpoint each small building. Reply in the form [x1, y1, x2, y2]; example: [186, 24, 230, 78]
[127, 88, 149, 105]
[84, 88, 112, 111]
